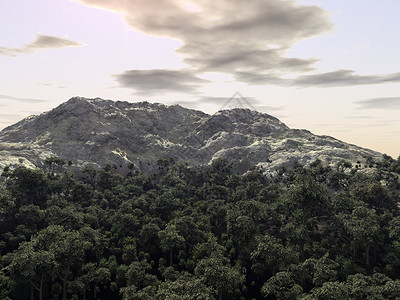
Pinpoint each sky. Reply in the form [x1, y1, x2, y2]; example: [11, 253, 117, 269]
[0, 0, 399, 158]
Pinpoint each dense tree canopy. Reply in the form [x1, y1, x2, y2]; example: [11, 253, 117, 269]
[0, 155, 400, 299]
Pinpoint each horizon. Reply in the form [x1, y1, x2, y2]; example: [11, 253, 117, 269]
[1, 0, 399, 158]
[0, 95, 392, 159]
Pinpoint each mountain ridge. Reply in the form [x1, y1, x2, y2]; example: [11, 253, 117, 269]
[0, 97, 382, 174]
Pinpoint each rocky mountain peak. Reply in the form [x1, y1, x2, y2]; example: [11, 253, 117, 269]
[216, 108, 289, 132]
[0, 97, 382, 174]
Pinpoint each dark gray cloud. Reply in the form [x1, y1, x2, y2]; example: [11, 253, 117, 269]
[174, 0, 328, 75]
[0, 94, 48, 103]
[355, 97, 400, 110]
[0, 34, 83, 57]
[114, 69, 208, 95]
[182, 47, 318, 74]
[76, 0, 332, 91]
[76, 0, 400, 91]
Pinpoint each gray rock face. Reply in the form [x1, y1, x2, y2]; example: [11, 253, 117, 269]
[0, 97, 381, 174]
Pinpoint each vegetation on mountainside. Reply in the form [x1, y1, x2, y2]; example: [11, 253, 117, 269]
[0, 154, 400, 299]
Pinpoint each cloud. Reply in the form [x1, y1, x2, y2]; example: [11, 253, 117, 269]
[114, 69, 209, 95]
[183, 47, 318, 75]
[75, 0, 332, 90]
[37, 82, 68, 89]
[291, 70, 400, 87]
[355, 97, 400, 110]
[237, 70, 400, 87]
[75, 0, 400, 90]
[0, 34, 83, 57]
[0, 94, 49, 103]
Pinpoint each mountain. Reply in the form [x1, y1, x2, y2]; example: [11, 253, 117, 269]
[0, 97, 381, 174]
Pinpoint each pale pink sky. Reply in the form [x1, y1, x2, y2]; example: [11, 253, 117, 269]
[0, 0, 399, 158]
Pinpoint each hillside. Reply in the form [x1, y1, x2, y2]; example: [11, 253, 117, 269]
[1, 97, 400, 299]
[0, 97, 381, 173]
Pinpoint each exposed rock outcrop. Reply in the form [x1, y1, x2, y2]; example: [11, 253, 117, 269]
[0, 97, 381, 174]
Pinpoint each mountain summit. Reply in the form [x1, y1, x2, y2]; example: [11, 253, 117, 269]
[0, 97, 381, 174]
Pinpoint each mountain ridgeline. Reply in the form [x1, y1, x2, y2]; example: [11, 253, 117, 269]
[0, 97, 382, 174]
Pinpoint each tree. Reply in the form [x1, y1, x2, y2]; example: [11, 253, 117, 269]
[251, 234, 297, 276]
[8, 237, 57, 300]
[261, 271, 302, 300]
[298, 253, 338, 288]
[194, 251, 245, 300]
[44, 156, 65, 174]
[341, 206, 380, 265]
[226, 212, 257, 254]
[28, 225, 101, 300]
[139, 222, 160, 249]
[346, 273, 400, 299]
[285, 173, 328, 224]
[337, 160, 352, 172]
[0, 268, 13, 300]
[303, 281, 349, 300]
[125, 260, 157, 290]
[209, 158, 233, 186]
[69, 262, 110, 299]
[158, 224, 185, 266]
[389, 216, 400, 241]
[97, 164, 123, 192]
[6, 166, 50, 208]
[155, 272, 215, 300]
[46, 205, 84, 230]
[174, 215, 204, 246]
[120, 285, 157, 300]
[350, 180, 395, 211]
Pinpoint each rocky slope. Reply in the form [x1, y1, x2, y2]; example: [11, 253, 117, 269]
[0, 97, 382, 175]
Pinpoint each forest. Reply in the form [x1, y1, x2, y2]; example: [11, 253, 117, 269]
[1, 154, 400, 299]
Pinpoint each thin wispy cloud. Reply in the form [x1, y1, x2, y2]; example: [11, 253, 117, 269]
[238, 70, 400, 87]
[355, 97, 400, 110]
[0, 34, 84, 57]
[37, 82, 68, 89]
[291, 70, 400, 87]
[0, 94, 48, 103]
